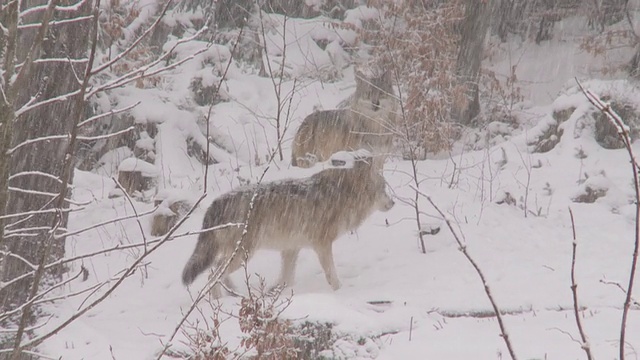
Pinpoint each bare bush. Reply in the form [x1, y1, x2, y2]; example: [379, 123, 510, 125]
[238, 280, 297, 359]
[380, 1, 465, 154]
[180, 277, 296, 360]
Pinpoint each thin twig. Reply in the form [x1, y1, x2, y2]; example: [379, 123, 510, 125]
[386, 40, 427, 254]
[568, 207, 594, 360]
[599, 279, 640, 307]
[111, 177, 148, 252]
[0, 207, 80, 221]
[55, 206, 158, 239]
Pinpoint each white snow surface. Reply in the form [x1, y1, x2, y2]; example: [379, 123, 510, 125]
[30, 10, 640, 360]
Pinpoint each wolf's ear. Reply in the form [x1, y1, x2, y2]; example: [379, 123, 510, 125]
[351, 149, 374, 171]
[353, 156, 374, 171]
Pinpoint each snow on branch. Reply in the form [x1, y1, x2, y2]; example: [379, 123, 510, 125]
[0, 251, 37, 270]
[2, 233, 41, 239]
[7, 126, 134, 155]
[6, 135, 69, 155]
[77, 101, 141, 128]
[0, 207, 81, 221]
[7, 187, 84, 206]
[78, 126, 135, 141]
[3, 226, 66, 240]
[28, 57, 89, 65]
[8, 171, 64, 184]
[15, 89, 81, 117]
[5, 226, 66, 235]
[18, 15, 94, 30]
[19, 0, 88, 18]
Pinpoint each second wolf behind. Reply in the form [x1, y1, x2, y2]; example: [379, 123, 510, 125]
[291, 69, 397, 168]
[181, 151, 394, 298]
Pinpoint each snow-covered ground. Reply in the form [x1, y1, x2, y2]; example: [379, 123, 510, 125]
[32, 9, 640, 360]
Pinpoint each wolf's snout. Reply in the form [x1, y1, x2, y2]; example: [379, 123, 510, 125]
[380, 195, 395, 211]
[387, 198, 395, 209]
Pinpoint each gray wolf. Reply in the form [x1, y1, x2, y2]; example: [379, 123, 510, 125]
[291, 69, 397, 168]
[181, 152, 395, 297]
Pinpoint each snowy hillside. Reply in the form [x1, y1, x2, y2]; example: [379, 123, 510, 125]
[19, 4, 640, 360]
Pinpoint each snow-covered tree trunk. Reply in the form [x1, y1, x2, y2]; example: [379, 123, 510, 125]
[452, 0, 492, 125]
[0, 0, 91, 352]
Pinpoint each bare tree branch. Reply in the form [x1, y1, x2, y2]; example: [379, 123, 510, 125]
[568, 207, 594, 360]
[7, 126, 135, 155]
[77, 101, 141, 127]
[18, 15, 94, 30]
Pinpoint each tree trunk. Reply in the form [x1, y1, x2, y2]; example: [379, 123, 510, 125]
[0, 0, 92, 349]
[452, 0, 492, 126]
[630, 43, 640, 79]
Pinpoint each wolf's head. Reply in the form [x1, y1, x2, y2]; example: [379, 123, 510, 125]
[354, 69, 394, 112]
[345, 153, 395, 212]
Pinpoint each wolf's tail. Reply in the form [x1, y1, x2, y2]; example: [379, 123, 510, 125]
[182, 232, 218, 285]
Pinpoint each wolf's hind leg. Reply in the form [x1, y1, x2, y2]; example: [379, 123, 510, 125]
[207, 270, 225, 299]
[313, 244, 341, 290]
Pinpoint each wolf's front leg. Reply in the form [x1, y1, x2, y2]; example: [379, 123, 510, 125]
[207, 272, 239, 299]
[277, 249, 300, 287]
[313, 244, 341, 290]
